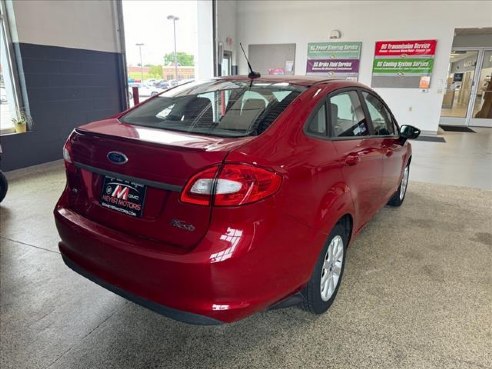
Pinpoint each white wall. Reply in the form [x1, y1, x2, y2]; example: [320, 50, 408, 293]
[236, 1, 492, 133]
[216, 0, 238, 65]
[9, 0, 121, 52]
[195, 0, 214, 79]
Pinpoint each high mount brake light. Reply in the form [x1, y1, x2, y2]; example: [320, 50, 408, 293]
[180, 164, 282, 206]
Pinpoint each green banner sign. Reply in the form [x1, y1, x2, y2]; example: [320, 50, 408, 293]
[372, 58, 434, 75]
[307, 42, 361, 60]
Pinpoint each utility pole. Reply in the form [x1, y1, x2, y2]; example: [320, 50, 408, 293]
[136, 43, 144, 82]
[167, 15, 179, 80]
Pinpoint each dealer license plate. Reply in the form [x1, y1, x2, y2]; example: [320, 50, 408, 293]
[100, 176, 146, 217]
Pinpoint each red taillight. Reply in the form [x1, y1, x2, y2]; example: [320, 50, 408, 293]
[180, 163, 282, 206]
[63, 139, 76, 171]
[63, 140, 78, 172]
[62, 136, 80, 188]
[180, 166, 219, 206]
[63, 144, 72, 163]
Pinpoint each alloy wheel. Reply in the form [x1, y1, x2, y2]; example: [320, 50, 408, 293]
[400, 166, 409, 200]
[320, 235, 344, 302]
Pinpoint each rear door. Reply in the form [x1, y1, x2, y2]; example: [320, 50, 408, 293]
[360, 91, 405, 200]
[326, 90, 384, 230]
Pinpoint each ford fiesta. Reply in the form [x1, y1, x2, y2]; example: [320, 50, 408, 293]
[54, 76, 420, 324]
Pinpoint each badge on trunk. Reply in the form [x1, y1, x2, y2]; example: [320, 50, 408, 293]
[107, 151, 128, 164]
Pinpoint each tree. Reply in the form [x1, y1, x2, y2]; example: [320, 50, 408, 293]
[148, 65, 163, 78]
[164, 52, 194, 66]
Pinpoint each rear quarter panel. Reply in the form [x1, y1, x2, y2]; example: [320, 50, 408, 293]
[223, 85, 356, 295]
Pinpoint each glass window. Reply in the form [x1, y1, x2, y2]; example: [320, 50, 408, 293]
[362, 92, 395, 136]
[328, 91, 368, 137]
[0, 7, 20, 134]
[306, 103, 327, 136]
[473, 50, 492, 120]
[272, 90, 293, 102]
[121, 80, 305, 137]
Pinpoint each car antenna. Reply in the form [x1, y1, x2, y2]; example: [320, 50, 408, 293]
[240, 43, 261, 80]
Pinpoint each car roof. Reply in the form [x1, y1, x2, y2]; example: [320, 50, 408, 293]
[217, 75, 367, 88]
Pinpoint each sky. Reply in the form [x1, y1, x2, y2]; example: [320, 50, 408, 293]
[123, 0, 197, 66]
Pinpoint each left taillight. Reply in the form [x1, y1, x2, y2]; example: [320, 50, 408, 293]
[63, 144, 72, 163]
[63, 131, 75, 166]
[180, 163, 282, 207]
[62, 135, 80, 191]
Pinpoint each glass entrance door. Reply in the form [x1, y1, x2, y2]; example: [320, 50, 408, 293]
[440, 49, 492, 127]
[440, 50, 479, 124]
[221, 51, 232, 76]
[469, 50, 492, 127]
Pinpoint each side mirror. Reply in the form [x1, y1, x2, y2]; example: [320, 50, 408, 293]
[399, 125, 421, 140]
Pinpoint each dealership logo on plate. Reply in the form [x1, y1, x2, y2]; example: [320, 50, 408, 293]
[111, 185, 130, 200]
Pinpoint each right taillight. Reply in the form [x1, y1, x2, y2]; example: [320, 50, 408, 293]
[180, 163, 282, 206]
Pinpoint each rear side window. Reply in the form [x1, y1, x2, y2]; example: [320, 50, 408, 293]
[362, 92, 395, 135]
[328, 91, 368, 138]
[121, 80, 304, 138]
[307, 103, 327, 136]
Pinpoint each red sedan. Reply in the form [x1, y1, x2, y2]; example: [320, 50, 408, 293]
[54, 76, 420, 324]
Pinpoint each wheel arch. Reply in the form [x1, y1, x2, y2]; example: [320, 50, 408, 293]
[306, 212, 354, 279]
[338, 213, 354, 246]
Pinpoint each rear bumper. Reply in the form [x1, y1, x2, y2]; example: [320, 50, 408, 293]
[61, 252, 221, 325]
[54, 205, 310, 323]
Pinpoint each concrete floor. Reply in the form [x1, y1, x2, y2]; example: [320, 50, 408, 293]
[411, 127, 492, 190]
[1, 130, 491, 369]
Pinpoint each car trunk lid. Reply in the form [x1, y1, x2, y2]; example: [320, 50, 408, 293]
[67, 118, 252, 249]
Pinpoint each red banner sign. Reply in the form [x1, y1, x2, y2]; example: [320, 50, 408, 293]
[375, 40, 437, 57]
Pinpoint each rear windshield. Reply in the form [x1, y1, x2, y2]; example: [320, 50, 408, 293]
[121, 80, 305, 137]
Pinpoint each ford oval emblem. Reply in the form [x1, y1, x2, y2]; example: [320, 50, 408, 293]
[107, 151, 128, 165]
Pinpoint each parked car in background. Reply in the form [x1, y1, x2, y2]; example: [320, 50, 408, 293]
[155, 81, 170, 89]
[143, 79, 157, 86]
[137, 83, 163, 97]
[55, 76, 420, 324]
[167, 79, 179, 87]
[177, 78, 194, 86]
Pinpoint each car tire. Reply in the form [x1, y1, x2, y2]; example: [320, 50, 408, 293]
[302, 223, 347, 314]
[387, 164, 410, 207]
[0, 170, 8, 203]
